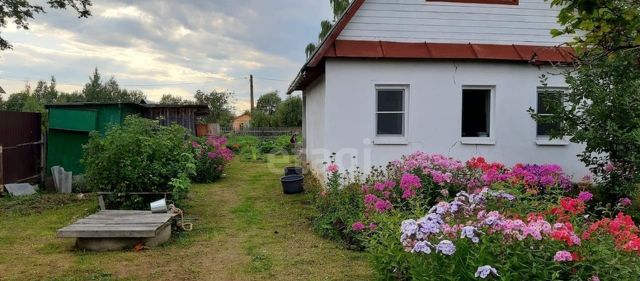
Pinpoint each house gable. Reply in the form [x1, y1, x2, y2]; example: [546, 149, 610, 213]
[288, 0, 573, 94]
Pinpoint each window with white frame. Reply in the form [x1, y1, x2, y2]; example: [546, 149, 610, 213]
[376, 86, 406, 136]
[461, 88, 493, 138]
[536, 88, 564, 136]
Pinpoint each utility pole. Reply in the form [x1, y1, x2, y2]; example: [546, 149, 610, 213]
[249, 74, 255, 114]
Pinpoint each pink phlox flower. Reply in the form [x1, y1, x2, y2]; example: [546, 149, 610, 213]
[553, 250, 573, 262]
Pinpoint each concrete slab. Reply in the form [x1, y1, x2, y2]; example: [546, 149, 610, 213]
[5, 183, 37, 197]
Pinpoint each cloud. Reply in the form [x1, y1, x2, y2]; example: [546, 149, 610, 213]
[0, 0, 332, 113]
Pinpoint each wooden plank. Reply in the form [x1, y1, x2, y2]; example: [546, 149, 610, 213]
[56, 210, 176, 238]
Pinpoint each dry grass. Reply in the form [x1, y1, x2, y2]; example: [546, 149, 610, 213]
[0, 156, 373, 281]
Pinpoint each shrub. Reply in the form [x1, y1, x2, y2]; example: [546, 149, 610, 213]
[190, 136, 234, 183]
[83, 116, 195, 209]
[311, 151, 640, 279]
[371, 191, 640, 280]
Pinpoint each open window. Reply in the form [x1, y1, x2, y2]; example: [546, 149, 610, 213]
[461, 88, 493, 140]
[376, 86, 406, 137]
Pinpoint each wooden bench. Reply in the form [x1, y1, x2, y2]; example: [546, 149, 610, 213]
[57, 210, 177, 251]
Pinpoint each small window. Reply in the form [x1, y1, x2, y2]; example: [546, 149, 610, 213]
[376, 87, 405, 136]
[536, 88, 564, 136]
[461, 88, 492, 138]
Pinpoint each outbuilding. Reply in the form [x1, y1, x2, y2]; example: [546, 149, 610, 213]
[45, 102, 208, 174]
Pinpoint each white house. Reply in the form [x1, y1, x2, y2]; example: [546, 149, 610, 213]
[288, 0, 589, 179]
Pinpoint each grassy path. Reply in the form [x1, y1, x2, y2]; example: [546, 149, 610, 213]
[0, 158, 372, 281]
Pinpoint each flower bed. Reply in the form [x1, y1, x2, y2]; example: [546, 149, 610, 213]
[312, 152, 640, 280]
[190, 136, 234, 183]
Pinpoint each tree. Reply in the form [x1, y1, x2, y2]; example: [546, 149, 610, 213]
[82, 68, 146, 103]
[304, 0, 352, 57]
[274, 95, 302, 127]
[194, 89, 235, 126]
[531, 0, 640, 198]
[256, 91, 282, 116]
[160, 94, 194, 105]
[0, 0, 92, 50]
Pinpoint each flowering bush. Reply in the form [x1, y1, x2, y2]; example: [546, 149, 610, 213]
[311, 151, 640, 279]
[366, 188, 639, 280]
[190, 136, 233, 183]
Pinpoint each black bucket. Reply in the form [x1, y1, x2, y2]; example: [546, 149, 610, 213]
[284, 166, 303, 176]
[281, 175, 304, 194]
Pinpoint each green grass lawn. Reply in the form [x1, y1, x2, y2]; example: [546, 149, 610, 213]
[0, 156, 373, 281]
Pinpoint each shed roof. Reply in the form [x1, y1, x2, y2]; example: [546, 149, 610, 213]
[46, 102, 208, 111]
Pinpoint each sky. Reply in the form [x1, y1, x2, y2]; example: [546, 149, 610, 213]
[0, 0, 332, 113]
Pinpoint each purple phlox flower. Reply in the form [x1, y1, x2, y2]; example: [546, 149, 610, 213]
[411, 241, 433, 254]
[475, 265, 499, 279]
[489, 190, 516, 201]
[401, 219, 418, 236]
[590, 276, 600, 281]
[577, 191, 594, 202]
[449, 200, 465, 213]
[460, 226, 481, 243]
[435, 240, 456, 256]
[553, 250, 573, 262]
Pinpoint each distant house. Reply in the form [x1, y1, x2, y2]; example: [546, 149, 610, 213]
[232, 113, 251, 132]
[288, 0, 589, 179]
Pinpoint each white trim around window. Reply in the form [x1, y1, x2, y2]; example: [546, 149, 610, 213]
[535, 86, 570, 146]
[460, 85, 496, 145]
[373, 84, 409, 145]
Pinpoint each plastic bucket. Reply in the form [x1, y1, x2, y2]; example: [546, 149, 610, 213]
[150, 198, 168, 213]
[284, 166, 303, 176]
[281, 175, 304, 194]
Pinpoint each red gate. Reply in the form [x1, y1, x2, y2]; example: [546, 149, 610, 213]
[0, 111, 43, 185]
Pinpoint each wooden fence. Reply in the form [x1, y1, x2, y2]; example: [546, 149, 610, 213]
[0, 111, 43, 185]
[222, 127, 301, 137]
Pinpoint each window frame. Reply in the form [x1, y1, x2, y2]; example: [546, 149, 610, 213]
[374, 84, 409, 145]
[535, 87, 570, 146]
[460, 86, 496, 145]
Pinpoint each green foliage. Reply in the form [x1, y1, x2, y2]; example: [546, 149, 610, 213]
[82, 116, 195, 209]
[313, 182, 367, 249]
[305, 0, 352, 56]
[82, 68, 145, 103]
[195, 89, 235, 127]
[0, 0, 92, 50]
[531, 0, 640, 198]
[159, 94, 194, 105]
[256, 91, 282, 116]
[250, 110, 277, 127]
[274, 95, 302, 127]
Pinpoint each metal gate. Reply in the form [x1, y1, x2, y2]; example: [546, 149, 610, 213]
[0, 111, 43, 184]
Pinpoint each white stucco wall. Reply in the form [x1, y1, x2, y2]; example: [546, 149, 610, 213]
[304, 59, 589, 180]
[339, 0, 572, 46]
[303, 75, 328, 178]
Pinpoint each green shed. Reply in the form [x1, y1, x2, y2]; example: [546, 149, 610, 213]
[45, 103, 146, 175]
[45, 102, 209, 175]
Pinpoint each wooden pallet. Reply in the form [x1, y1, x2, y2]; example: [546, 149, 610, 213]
[57, 210, 176, 238]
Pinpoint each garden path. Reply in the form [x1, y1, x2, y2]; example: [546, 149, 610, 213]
[0, 157, 372, 281]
